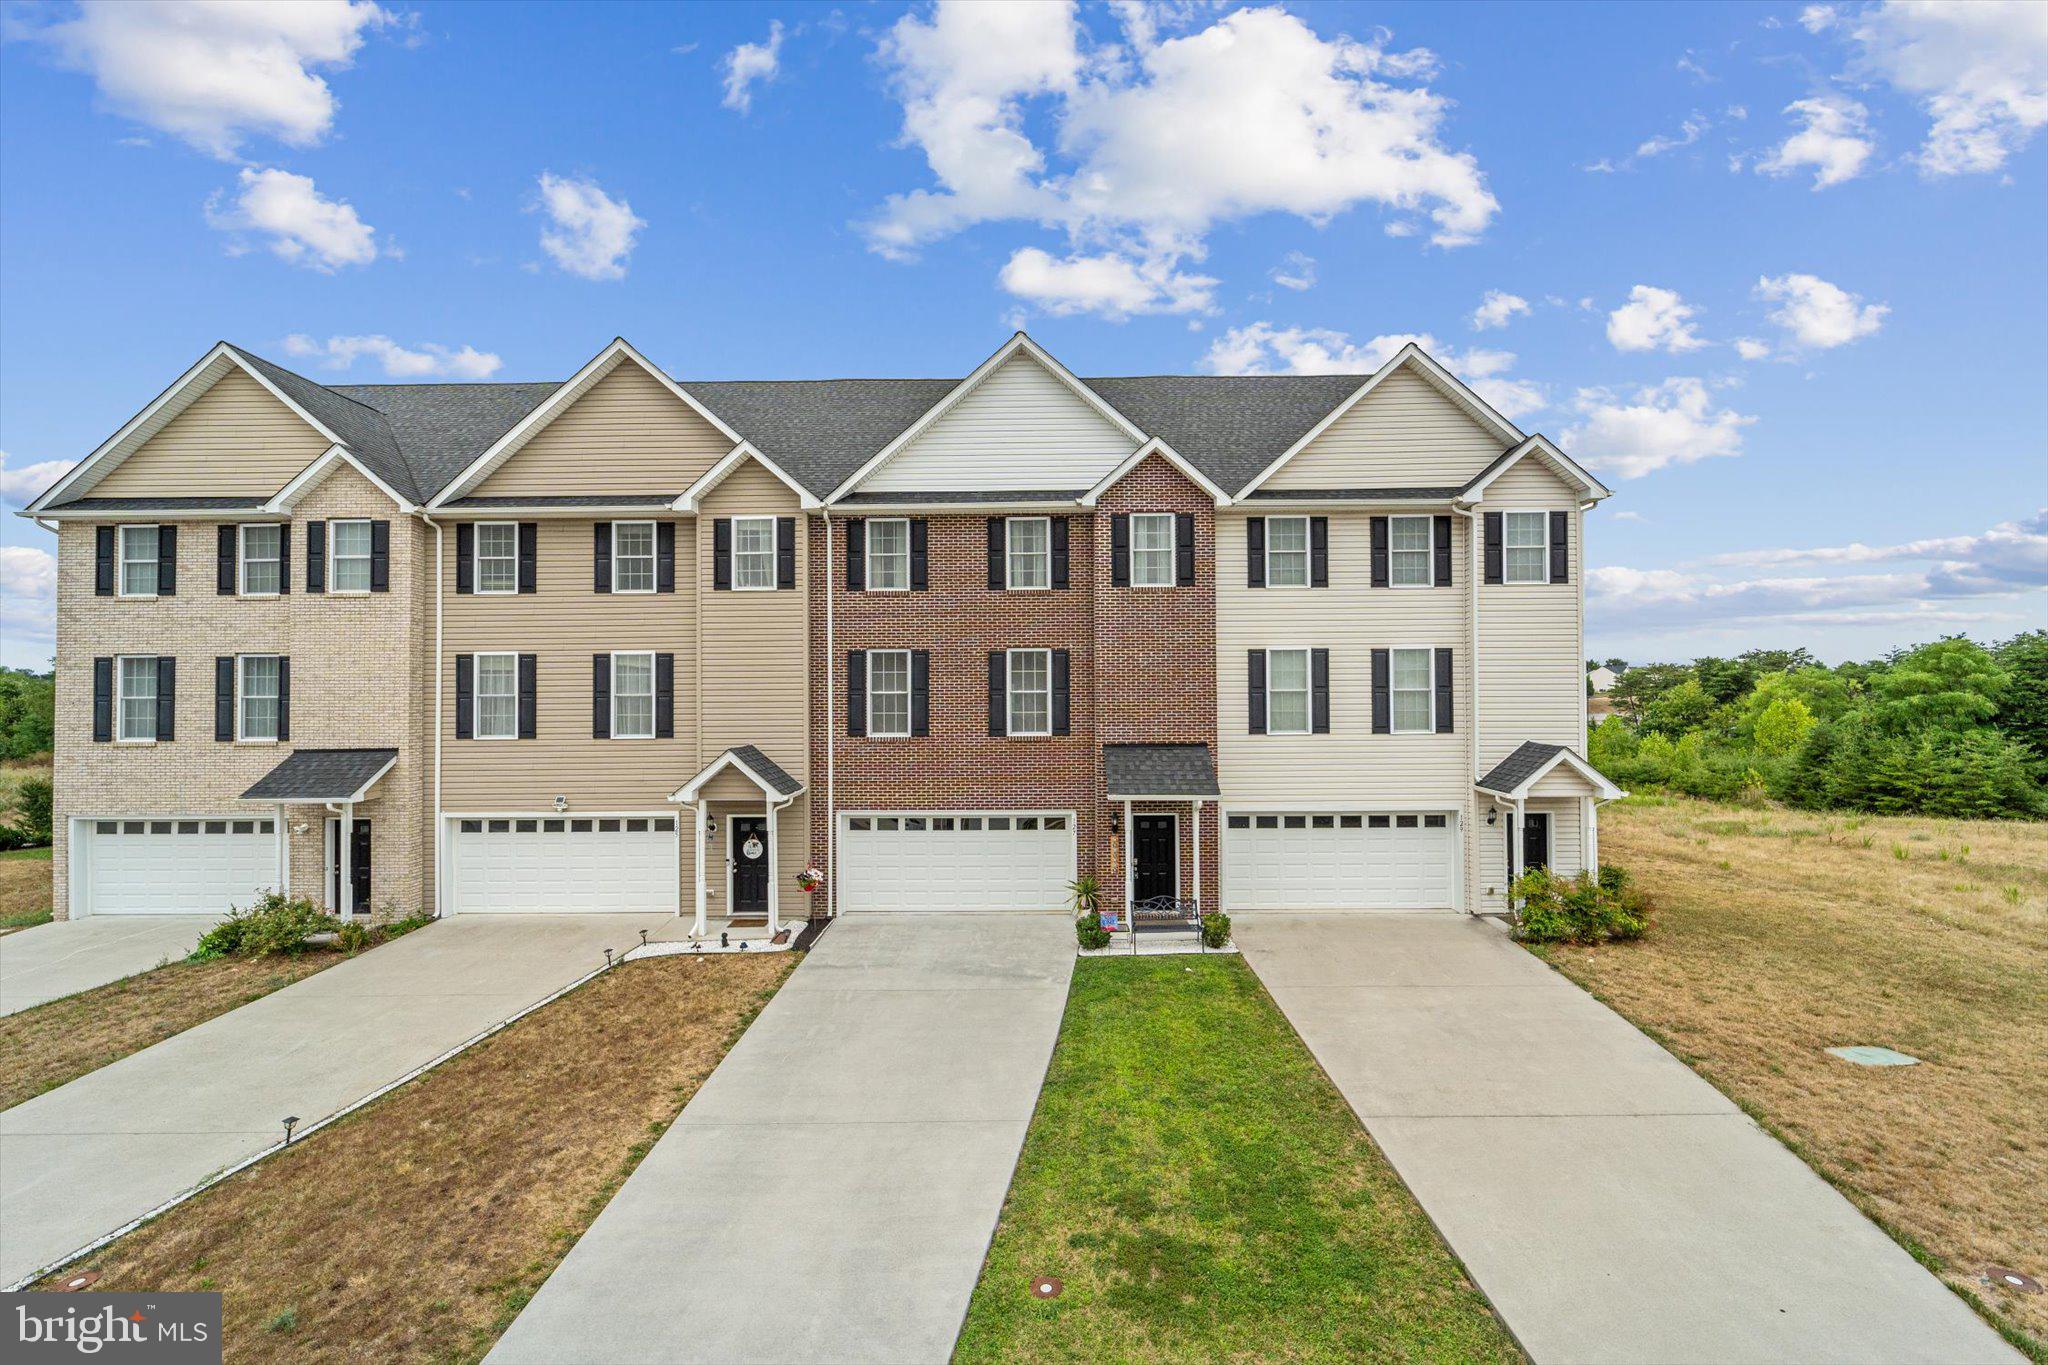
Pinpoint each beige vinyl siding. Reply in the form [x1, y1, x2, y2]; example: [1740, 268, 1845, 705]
[861, 353, 1135, 492]
[1475, 459, 1585, 773]
[91, 369, 329, 497]
[1265, 368, 1506, 490]
[472, 363, 733, 497]
[700, 767, 770, 802]
[1530, 765, 1600, 798]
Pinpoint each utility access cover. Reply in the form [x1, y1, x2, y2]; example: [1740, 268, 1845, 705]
[1826, 1046, 1920, 1067]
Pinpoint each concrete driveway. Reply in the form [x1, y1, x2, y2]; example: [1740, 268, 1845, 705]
[488, 914, 1076, 1365]
[0, 916, 222, 1017]
[1238, 915, 2018, 1365]
[0, 913, 665, 1287]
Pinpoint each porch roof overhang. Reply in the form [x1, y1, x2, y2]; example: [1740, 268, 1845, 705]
[1105, 743, 1220, 799]
[240, 748, 398, 803]
[1475, 741, 1625, 802]
[670, 745, 805, 803]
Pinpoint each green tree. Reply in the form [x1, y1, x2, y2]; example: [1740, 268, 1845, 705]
[1609, 662, 1692, 726]
[1738, 646, 1818, 675]
[0, 669, 54, 760]
[1641, 677, 1718, 738]
[1866, 638, 2007, 733]
[1992, 630, 2048, 779]
[1693, 655, 1759, 704]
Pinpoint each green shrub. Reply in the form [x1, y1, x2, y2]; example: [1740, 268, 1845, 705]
[1200, 910, 1231, 949]
[1511, 867, 1646, 945]
[10, 776, 51, 844]
[335, 919, 373, 955]
[1075, 911, 1110, 950]
[0, 824, 35, 852]
[190, 892, 329, 961]
[381, 911, 434, 939]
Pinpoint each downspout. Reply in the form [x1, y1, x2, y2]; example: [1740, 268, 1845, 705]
[822, 507, 836, 920]
[423, 515, 445, 917]
[1452, 502, 1481, 913]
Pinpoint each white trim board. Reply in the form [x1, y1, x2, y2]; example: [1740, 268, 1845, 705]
[1079, 436, 1230, 507]
[674, 441, 819, 511]
[1460, 434, 1612, 503]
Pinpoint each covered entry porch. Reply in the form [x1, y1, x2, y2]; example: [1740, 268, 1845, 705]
[240, 747, 399, 916]
[1104, 744, 1220, 934]
[1476, 741, 1626, 905]
[671, 745, 807, 939]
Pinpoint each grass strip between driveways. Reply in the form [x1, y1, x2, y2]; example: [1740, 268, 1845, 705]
[36, 952, 796, 1365]
[955, 955, 1522, 1364]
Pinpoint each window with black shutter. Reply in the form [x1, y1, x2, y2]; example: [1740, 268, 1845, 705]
[454, 654, 474, 740]
[846, 649, 867, 736]
[518, 522, 538, 593]
[911, 649, 930, 737]
[777, 517, 796, 589]
[306, 520, 327, 593]
[1247, 649, 1267, 734]
[845, 517, 866, 591]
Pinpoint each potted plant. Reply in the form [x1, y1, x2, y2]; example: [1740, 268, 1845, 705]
[1069, 875, 1110, 949]
[795, 867, 824, 894]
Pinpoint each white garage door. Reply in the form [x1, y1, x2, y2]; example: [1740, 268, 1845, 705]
[80, 817, 279, 916]
[839, 812, 1074, 913]
[450, 815, 678, 914]
[1224, 812, 1456, 911]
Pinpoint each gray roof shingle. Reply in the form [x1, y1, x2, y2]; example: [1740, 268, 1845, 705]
[241, 748, 398, 801]
[51, 496, 269, 511]
[1476, 741, 1568, 794]
[726, 745, 803, 796]
[1104, 743, 1220, 797]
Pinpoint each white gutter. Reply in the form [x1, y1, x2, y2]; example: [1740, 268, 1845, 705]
[424, 515, 445, 918]
[822, 507, 836, 921]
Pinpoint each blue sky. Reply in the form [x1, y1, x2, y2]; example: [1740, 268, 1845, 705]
[2, 0, 2044, 670]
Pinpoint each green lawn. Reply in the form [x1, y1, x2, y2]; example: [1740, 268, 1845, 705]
[955, 956, 1520, 1363]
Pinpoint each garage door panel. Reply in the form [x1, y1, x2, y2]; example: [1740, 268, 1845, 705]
[83, 817, 279, 916]
[1225, 813, 1455, 912]
[840, 813, 1072, 913]
[451, 816, 677, 914]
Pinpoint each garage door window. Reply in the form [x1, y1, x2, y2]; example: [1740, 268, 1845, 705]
[117, 656, 158, 741]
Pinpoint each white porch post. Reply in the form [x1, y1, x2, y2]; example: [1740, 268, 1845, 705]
[1584, 796, 1598, 875]
[1191, 799, 1203, 912]
[338, 802, 354, 915]
[1123, 799, 1134, 911]
[692, 801, 709, 937]
[276, 805, 290, 895]
[766, 799, 781, 937]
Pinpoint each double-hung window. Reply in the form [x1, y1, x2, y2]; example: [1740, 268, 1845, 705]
[117, 656, 158, 741]
[1389, 515, 1433, 587]
[240, 524, 282, 595]
[1006, 649, 1052, 736]
[1390, 648, 1434, 733]
[867, 519, 910, 591]
[867, 649, 911, 737]
[733, 516, 776, 590]
[1265, 516, 1309, 587]
[1266, 648, 1312, 734]
[1504, 512, 1548, 584]
[1006, 517, 1050, 589]
[476, 522, 519, 594]
[238, 655, 282, 741]
[1130, 513, 1175, 587]
[611, 652, 655, 739]
[116, 525, 160, 597]
[475, 652, 518, 740]
[329, 519, 372, 593]
[613, 521, 656, 593]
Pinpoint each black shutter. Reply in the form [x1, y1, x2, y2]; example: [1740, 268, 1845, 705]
[910, 519, 929, 590]
[1051, 517, 1069, 589]
[1176, 512, 1195, 586]
[1371, 648, 1391, 734]
[593, 523, 612, 593]
[1246, 517, 1265, 588]
[456, 522, 474, 594]
[655, 653, 674, 739]
[712, 519, 732, 590]
[986, 518, 1005, 590]
[656, 521, 676, 592]
[987, 652, 1006, 735]
[1434, 515, 1453, 587]
[1483, 512, 1504, 584]
[1247, 650, 1267, 734]
[1550, 510, 1569, 584]
[1435, 648, 1454, 734]
[306, 520, 326, 593]
[95, 526, 115, 595]
[275, 658, 290, 741]
[519, 653, 538, 739]
[1111, 514, 1130, 588]
[159, 526, 177, 596]
[777, 517, 796, 590]
[592, 655, 610, 738]
[1310, 516, 1329, 588]
[1051, 649, 1070, 736]
[847, 650, 867, 736]
[1370, 516, 1389, 588]
[454, 654, 474, 740]
[93, 657, 113, 741]
[214, 657, 234, 741]
[277, 524, 291, 595]
[845, 517, 866, 591]
[155, 656, 175, 740]
[370, 519, 391, 592]
[217, 525, 237, 595]
[911, 650, 930, 737]
[518, 523, 537, 593]
[1311, 648, 1330, 734]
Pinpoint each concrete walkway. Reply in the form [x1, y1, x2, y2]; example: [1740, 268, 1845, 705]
[1237, 915, 2018, 1365]
[0, 916, 222, 1017]
[488, 914, 1076, 1365]
[0, 913, 665, 1287]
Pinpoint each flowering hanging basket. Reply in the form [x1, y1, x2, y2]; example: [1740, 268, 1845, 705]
[795, 867, 825, 893]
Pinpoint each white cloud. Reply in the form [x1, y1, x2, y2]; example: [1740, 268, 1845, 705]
[1846, 0, 2048, 176]
[721, 20, 785, 114]
[1270, 251, 1317, 291]
[33, 0, 389, 158]
[205, 167, 376, 271]
[0, 451, 76, 506]
[1755, 272, 1888, 349]
[1755, 95, 1874, 188]
[1636, 112, 1710, 158]
[534, 172, 645, 281]
[0, 545, 58, 642]
[1706, 509, 2048, 585]
[998, 247, 1216, 318]
[1611, 510, 1648, 523]
[1799, 5, 1840, 34]
[1200, 325, 1546, 419]
[1470, 289, 1530, 331]
[1733, 337, 1773, 361]
[1562, 377, 1755, 478]
[282, 334, 503, 379]
[1606, 285, 1706, 354]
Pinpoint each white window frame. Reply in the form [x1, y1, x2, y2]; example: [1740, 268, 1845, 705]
[1389, 514, 1434, 589]
[1130, 512, 1176, 588]
[116, 654, 159, 742]
[1264, 647, 1313, 736]
[611, 520, 657, 594]
[115, 524, 160, 599]
[474, 651, 520, 741]
[236, 653, 282, 743]
[328, 518, 373, 595]
[866, 518, 911, 593]
[732, 515, 778, 592]
[1503, 511, 1550, 585]
[610, 650, 656, 740]
[1264, 515, 1310, 588]
[1005, 516, 1051, 591]
[238, 523, 283, 597]
[1006, 647, 1053, 737]
[866, 649, 912, 738]
[1390, 646, 1435, 735]
[475, 521, 520, 596]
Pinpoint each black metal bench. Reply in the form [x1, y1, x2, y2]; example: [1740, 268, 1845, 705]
[1129, 895, 1202, 936]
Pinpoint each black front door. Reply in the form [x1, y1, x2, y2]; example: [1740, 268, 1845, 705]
[1133, 815, 1177, 902]
[731, 817, 769, 915]
[331, 820, 372, 915]
[1520, 813, 1550, 875]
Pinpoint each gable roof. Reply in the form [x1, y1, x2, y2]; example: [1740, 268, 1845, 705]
[671, 745, 804, 802]
[1459, 434, 1612, 503]
[1476, 741, 1624, 800]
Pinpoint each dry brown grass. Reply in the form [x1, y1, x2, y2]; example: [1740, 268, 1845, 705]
[0, 953, 336, 1109]
[0, 848, 54, 929]
[1537, 797, 2047, 1354]
[38, 952, 796, 1365]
